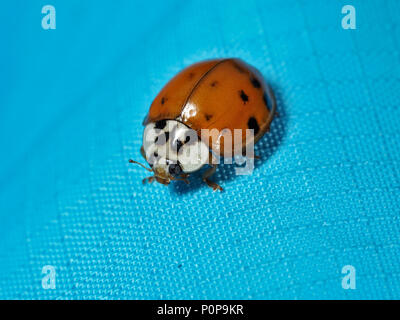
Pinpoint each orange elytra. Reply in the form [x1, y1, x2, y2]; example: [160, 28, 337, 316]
[130, 58, 276, 191]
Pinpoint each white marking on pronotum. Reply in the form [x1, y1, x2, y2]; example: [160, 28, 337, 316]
[143, 120, 209, 174]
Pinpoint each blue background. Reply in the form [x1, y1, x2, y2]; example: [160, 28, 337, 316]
[1, 0, 399, 299]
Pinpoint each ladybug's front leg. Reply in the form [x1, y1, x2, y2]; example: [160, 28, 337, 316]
[202, 164, 223, 192]
[142, 176, 155, 184]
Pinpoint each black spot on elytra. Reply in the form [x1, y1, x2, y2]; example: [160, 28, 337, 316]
[210, 81, 218, 87]
[205, 113, 213, 121]
[250, 76, 261, 88]
[263, 92, 271, 111]
[154, 151, 159, 157]
[161, 97, 167, 105]
[154, 119, 167, 129]
[239, 90, 249, 104]
[184, 136, 190, 143]
[248, 117, 260, 135]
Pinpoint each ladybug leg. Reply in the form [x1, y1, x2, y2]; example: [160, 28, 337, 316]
[202, 165, 223, 192]
[171, 174, 190, 185]
[180, 173, 190, 184]
[142, 176, 155, 184]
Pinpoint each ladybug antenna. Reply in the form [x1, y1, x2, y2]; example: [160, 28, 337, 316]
[129, 159, 153, 172]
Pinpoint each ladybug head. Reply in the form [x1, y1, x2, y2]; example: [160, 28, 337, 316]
[130, 120, 209, 187]
[129, 159, 189, 186]
[153, 159, 187, 185]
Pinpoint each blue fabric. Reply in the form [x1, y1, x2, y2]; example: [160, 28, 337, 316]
[1, 0, 399, 299]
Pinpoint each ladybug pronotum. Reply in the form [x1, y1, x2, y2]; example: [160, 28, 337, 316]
[130, 58, 276, 191]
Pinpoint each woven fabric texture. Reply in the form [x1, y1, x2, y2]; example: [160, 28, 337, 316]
[1, 0, 399, 299]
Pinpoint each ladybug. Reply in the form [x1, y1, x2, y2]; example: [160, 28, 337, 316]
[130, 58, 276, 191]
